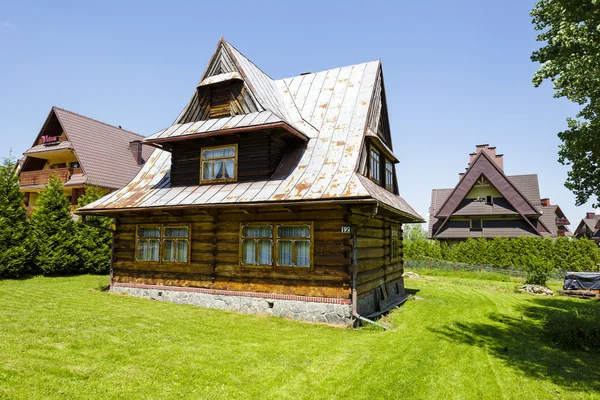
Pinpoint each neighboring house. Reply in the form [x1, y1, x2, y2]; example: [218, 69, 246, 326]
[78, 38, 423, 324]
[429, 144, 570, 243]
[574, 212, 600, 245]
[19, 107, 153, 213]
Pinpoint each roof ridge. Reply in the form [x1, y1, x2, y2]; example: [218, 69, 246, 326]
[222, 40, 275, 81]
[276, 59, 380, 83]
[52, 106, 144, 138]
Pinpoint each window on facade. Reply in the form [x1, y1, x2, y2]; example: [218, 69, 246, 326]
[163, 226, 189, 263]
[136, 225, 189, 263]
[369, 148, 380, 182]
[486, 195, 493, 205]
[240, 223, 313, 268]
[136, 226, 161, 262]
[385, 161, 394, 192]
[277, 225, 311, 267]
[470, 219, 482, 231]
[241, 225, 273, 266]
[391, 228, 402, 261]
[200, 145, 237, 183]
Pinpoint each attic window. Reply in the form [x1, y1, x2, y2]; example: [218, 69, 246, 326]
[486, 195, 493, 205]
[369, 148, 380, 183]
[200, 145, 237, 183]
[385, 161, 394, 192]
[470, 219, 482, 231]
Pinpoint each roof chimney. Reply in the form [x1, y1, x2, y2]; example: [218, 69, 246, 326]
[129, 140, 144, 165]
[586, 212, 596, 219]
[541, 198, 551, 207]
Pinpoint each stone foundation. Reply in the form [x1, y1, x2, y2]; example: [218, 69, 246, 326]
[111, 284, 352, 325]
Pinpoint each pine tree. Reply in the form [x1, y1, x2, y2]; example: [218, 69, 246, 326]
[29, 175, 79, 275]
[76, 187, 112, 274]
[0, 155, 31, 277]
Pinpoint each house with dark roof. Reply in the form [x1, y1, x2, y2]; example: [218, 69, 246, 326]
[78, 38, 423, 325]
[19, 107, 153, 213]
[429, 144, 570, 243]
[574, 212, 600, 245]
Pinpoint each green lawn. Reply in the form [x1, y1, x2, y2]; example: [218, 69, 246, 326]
[1, 274, 598, 399]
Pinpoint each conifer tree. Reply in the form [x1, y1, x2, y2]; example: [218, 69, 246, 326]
[0, 155, 30, 277]
[29, 175, 79, 275]
[76, 187, 112, 274]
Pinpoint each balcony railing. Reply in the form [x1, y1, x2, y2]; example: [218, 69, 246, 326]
[36, 135, 68, 146]
[556, 217, 569, 225]
[19, 168, 83, 186]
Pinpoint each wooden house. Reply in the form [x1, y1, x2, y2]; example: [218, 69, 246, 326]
[19, 107, 153, 213]
[574, 212, 600, 246]
[429, 144, 571, 243]
[78, 39, 423, 325]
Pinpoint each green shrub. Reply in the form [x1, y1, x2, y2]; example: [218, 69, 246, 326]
[75, 187, 112, 274]
[543, 309, 600, 353]
[29, 175, 79, 276]
[0, 155, 31, 278]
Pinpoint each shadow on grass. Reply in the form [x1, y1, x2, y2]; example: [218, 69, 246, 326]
[431, 296, 600, 392]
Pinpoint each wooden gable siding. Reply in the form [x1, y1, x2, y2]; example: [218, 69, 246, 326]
[349, 210, 404, 298]
[170, 131, 290, 186]
[111, 205, 353, 298]
[177, 82, 261, 124]
[366, 70, 392, 148]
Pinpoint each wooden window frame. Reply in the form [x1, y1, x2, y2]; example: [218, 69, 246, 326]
[390, 228, 402, 262]
[135, 224, 191, 265]
[369, 146, 381, 184]
[240, 223, 273, 266]
[200, 144, 238, 184]
[239, 222, 314, 270]
[385, 161, 394, 192]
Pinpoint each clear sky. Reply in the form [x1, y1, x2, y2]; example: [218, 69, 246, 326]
[0, 0, 596, 226]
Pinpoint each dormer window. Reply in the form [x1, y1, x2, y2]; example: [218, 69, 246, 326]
[385, 161, 394, 191]
[369, 147, 380, 183]
[200, 145, 237, 183]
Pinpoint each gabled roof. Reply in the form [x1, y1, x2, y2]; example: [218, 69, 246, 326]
[429, 149, 553, 238]
[24, 107, 154, 190]
[79, 39, 422, 222]
[574, 214, 600, 235]
[435, 151, 541, 218]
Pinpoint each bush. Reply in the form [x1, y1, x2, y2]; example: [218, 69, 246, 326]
[75, 187, 112, 274]
[29, 175, 79, 275]
[543, 309, 600, 353]
[0, 155, 31, 278]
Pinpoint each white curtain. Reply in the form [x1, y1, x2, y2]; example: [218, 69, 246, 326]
[225, 159, 235, 178]
[202, 161, 213, 180]
[165, 227, 188, 237]
[243, 225, 272, 238]
[137, 239, 159, 261]
[296, 241, 310, 267]
[214, 160, 224, 179]
[257, 240, 271, 265]
[163, 239, 188, 262]
[242, 240, 256, 264]
[278, 225, 310, 238]
[278, 241, 293, 266]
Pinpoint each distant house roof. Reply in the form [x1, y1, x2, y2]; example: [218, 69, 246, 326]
[574, 213, 600, 236]
[23, 107, 154, 190]
[429, 146, 556, 239]
[79, 39, 422, 222]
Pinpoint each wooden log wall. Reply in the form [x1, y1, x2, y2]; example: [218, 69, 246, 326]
[170, 131, 291, 187]
[349, 209, 404, 298]
[112, 205, 353, 298]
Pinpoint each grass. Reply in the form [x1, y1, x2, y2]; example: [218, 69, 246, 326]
[1, 274, 599, 399]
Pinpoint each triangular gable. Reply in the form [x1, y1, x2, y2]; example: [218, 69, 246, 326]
[366, 66, 393, 149]
[436, 151, 541, 218]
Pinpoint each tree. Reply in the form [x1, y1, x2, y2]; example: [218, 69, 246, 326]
[0, 155, 31, 277]
[29, 175, 79, 275]
[531, 0, 600, 207]
[76, 187, 112, 274]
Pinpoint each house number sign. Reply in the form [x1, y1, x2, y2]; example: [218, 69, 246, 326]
[341, 226, 351, 234]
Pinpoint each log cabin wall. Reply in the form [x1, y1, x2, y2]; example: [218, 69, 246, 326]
[350, 208, 405, 316]
[112, 204, 352, 299]
[170, 131, 291, 186]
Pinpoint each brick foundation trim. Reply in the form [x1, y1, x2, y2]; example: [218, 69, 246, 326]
[112, 282, 351, 305]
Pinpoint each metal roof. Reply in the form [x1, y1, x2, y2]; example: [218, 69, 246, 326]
[80, 39, 422, 222]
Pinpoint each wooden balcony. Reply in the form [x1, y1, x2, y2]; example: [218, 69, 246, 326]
[19, 168, 83, 186]
[556, 217, 569, 226]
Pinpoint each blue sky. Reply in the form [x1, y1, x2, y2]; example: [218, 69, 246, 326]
[0, 0, 595, 226]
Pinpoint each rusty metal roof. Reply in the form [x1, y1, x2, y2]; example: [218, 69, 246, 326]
[80, 39, 422, 222]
